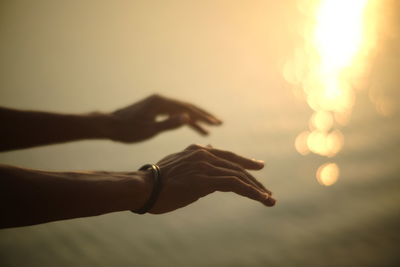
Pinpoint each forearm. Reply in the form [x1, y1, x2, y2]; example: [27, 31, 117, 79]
[0, 164, 150, 228]
[0, 107, 113, 151]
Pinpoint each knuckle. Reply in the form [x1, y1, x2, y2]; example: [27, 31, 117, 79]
[151, 93, 162, 99]
[186, 144, 196, 150]
[149, 94, 163, 103]
[187, 144, 203, 150]
[192, 148, 210, 159]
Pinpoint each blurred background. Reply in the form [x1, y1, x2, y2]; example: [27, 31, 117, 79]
[0, 0, 399, 266]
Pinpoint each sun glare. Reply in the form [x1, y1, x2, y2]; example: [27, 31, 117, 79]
[313, 0, 368, 112]
[288, 0, 379, 185]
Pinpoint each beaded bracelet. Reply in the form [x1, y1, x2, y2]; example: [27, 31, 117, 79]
[131, 164, 162, 214]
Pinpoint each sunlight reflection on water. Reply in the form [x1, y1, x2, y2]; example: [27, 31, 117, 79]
[316, 162, 339, 186]
[284, 0, 383, 186]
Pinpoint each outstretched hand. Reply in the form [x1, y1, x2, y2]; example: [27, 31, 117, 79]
[0, 144, 275, 227]
[146, 144, 275, 214]
[109, 94, 222, 143]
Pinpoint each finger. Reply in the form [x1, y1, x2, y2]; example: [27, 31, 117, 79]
[190, 104, 223, 124]
[186, 148, 270, 193]
[184, 144, 265, 170]
[188, 122, 209, 136]
[205, 154, 271, 194]
[186, 104, 223, 125]
[183, 106, 218, 125]
[154, 114, 189, 132]
[206, 147, 265, 170]
[207, 176, 275, 207]
[201, 163, 269, 194]
[165, 99, 222, 125]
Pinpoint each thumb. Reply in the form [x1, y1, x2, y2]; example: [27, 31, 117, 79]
[155, 113, 190, 132]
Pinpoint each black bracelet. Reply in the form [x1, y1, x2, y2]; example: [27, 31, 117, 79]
[132, 164, 162, 214]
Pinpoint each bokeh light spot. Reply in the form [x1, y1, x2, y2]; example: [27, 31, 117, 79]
[316, 163, 339, 186]
[310, 111, 333, 132]
[295, 131, 311, 155]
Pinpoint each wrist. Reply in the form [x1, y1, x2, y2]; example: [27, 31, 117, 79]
[83, 112, 117, 140]
[130, 170, 153, 211]
[62, 170, 153, 214]
[132, 164, 162, 214]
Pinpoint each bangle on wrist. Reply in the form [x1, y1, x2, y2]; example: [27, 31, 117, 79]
[132, 164, 162, 214]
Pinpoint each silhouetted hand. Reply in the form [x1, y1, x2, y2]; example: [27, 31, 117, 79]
[110, 94, 222, 143]
[149, 144, 275, 214]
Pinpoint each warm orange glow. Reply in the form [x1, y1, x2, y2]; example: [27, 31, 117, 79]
[306, 0, 370, 114]
[295, 131, 310, 155]
[317, 163, 339, 186]
[314, 0, 366, 101]
[286, 0, 377, 114]
[307, 131, 328, 156]
[326, 130, 344, 156]
[310, 111, 333, 132]
[305, 129, 343, 157]
[287, 0, 380, 185]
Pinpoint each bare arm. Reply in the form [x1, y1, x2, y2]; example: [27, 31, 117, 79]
[0, 94, 222, 151]
[0, 107, 111, 151]
[0, 164, 151, 228]
[0, 145, 275, 228]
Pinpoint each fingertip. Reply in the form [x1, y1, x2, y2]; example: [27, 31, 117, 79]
[247, 160, 264, 170]
[213, 118, 223, 125]
[197, 127, 209, 136]
[265, 196, 276, 207]
[200, 131, 209, 136]
[255, 159, 265, 165]
[193, 127, 209, 136]
[253, 164, 265, 170]
[255, 160, 265, 169]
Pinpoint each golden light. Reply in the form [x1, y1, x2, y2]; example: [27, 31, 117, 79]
[307, 130, 328, 155]
[309, 0, 369, 113]
[306, 129, 344, 157]
[317, 162, 339, 186]
[286, 0, 380, 186]
[326, 130, 344, 157]
[310, 111, 333, 132]
[295, 131, 310, 155]
[314, 0, 367, 87]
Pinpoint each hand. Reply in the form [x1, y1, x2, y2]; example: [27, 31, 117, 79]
[147, 144, 276, 214]
[109, 94, 222, 143]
